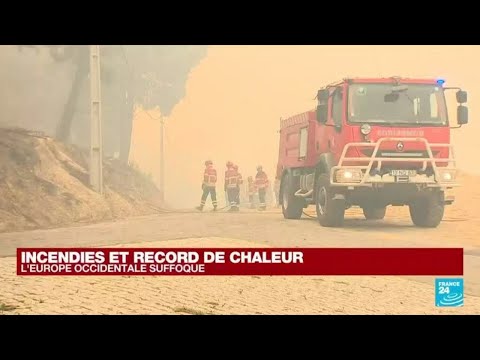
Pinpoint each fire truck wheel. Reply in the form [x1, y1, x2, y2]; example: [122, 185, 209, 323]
[315, 174, 345, 227]
[362, 206, 386, 220]
[281, 173, 304, 219]
[409, 191, 445, 228]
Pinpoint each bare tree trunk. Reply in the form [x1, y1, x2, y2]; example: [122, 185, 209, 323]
[55, 48, 89, 142]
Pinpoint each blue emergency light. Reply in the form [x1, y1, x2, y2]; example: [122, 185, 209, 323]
[436, 79, 445, 85]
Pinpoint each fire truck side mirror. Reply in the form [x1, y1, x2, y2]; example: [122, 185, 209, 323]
[316, 104, 328, 124]
[316, 89, 329, 123]
[456, 90, 467, 104]
[457, 105, 468, 125]
[317, 89, 330, 102]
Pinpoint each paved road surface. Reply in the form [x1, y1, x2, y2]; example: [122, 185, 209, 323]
[1, 207, 479, 314]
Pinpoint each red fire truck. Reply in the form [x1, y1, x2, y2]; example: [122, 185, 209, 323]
[276, 77, 468, 228]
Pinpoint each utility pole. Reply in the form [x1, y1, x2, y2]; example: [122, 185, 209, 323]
[89, 45, 103, 194]
[159, 115, 165, 203]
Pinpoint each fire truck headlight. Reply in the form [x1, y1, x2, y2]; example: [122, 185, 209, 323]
[335, 169, 363, 183]
[437, 170, 456, 182]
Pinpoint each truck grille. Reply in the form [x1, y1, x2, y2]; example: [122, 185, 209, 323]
[360, 149, 439, 158]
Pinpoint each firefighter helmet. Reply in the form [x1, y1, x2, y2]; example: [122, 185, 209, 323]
[205, 160, 213, 166]
[257, 165, 263, 171]
[226, 161, 233, 167]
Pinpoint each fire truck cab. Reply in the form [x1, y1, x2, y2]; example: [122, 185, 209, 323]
[276, 77, 468, 228]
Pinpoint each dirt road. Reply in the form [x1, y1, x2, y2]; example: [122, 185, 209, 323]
[1, 206, 480, 315]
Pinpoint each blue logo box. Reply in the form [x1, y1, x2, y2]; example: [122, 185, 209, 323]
[435, 278, 464, 307]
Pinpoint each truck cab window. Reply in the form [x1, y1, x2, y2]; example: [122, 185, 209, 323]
[348, 83, 447, 125]
[430, 92, 438, 118]
[331, 88, 343, 126]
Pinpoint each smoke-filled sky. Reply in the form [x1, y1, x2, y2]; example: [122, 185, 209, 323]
[129, 45, 480, 209]
[1, 45, 478, 209]
[0, 45, 207, 162]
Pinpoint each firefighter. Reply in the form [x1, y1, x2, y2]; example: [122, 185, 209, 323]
[234, 164, 243, 208]
[196, 160, 218, 211]
[246, 176, 256, 209]
[225, 161, 240, 212]
[255, 165, 269, 211]
[274, 178, 281, 208]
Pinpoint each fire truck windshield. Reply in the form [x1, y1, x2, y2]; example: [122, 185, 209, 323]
[348, 83, 448, 126]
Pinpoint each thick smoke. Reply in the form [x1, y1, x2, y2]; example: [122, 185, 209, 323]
[0, 45, 208, 162]
[124, 46, 208, 116]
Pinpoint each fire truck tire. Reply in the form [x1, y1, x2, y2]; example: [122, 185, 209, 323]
[409, 192, 445, 228]
[315, 174, 345, 227]
[281, 173, 304, 219]
[362, 206, 386, 220]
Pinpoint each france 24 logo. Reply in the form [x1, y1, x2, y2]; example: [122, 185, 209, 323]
[435, 278, 464, 307]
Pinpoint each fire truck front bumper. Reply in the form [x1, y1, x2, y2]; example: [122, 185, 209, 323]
[330, 168, 459, 188]
[329, 138, 459, 190]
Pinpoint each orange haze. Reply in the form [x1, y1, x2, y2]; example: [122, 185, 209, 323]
[129, 45, 480, 208]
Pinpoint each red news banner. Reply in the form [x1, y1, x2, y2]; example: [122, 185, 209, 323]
[17, 248, 463, 276]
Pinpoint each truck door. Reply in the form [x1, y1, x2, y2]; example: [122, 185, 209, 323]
[327, 86, 346, 163]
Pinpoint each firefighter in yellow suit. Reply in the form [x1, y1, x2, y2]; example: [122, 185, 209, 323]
[255, 165, 269, 211]
[246, 176, 257, 209]
[196, 160, 218, 211]
[274, 179, 281, 208]
[225, 161, 240, 212]
[233, 164, 243, 208]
